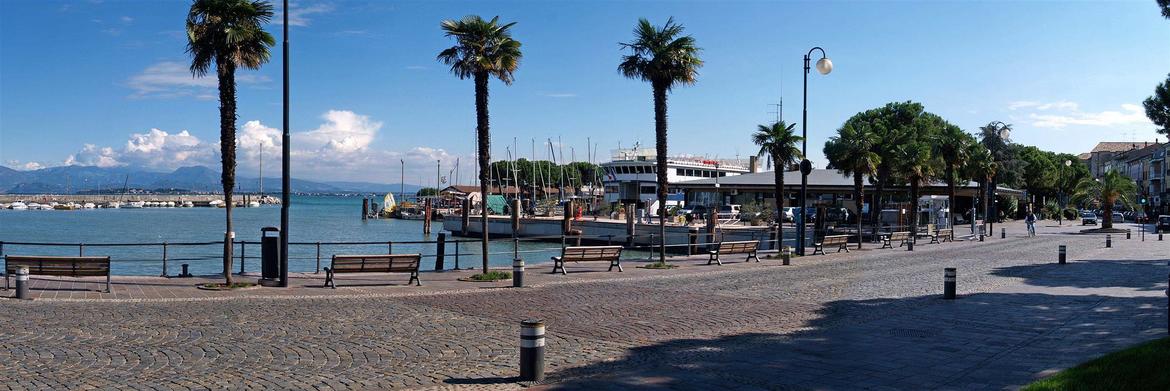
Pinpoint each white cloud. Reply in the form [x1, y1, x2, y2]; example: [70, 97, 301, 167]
[46, 110, 467, 183]
[126, 61, 268, 99]
[1027, 104, 1151, 129]
[4, 160, 46, 171]
[120, 16, 133, 24]
[1009, 100, 1079, 111]
[277, 2, 334, 27]
[66, 144, 123, 168]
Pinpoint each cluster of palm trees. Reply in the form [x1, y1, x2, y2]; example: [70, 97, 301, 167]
[753, 101, 992, 249]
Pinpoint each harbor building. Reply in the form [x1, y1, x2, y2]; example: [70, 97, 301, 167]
[599, 148, 752, 214]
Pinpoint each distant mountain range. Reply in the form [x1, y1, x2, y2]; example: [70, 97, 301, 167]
[0, 165, 422, 194]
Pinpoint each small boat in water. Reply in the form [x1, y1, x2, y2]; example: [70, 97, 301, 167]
[107, 201, 122, 209]
[124, 201, 145, 209]
[166, 201, 176, 208]
[209, 200, 226, 208]
[248, 201, 261, 208]
[182, 201, 194, 208]
[83, 203, 96, 209]
[9, 202, 28, 210]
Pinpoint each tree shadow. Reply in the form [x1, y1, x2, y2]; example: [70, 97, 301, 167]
[487, 291, 1168, 390]
[991, 259, 1169, 291]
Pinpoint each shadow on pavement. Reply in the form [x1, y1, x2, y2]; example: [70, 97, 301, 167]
[492, 291, 1168, 390]
[991, 259, 1169, 291]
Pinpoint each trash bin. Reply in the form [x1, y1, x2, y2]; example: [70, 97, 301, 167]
[261, 227, 281, 282]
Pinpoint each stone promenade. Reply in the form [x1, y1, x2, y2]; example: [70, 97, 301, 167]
[1, 221, 1166, 390]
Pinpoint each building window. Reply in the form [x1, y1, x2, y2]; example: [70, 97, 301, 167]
[640, 186, 656, 194]
[676, 168, 685, 175]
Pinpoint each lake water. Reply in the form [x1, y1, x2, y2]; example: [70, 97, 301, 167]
[0, 195, 575, 276]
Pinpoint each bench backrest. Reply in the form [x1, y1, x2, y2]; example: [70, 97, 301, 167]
[889, 231, 910, 240]
[717, 240, 759, 254]
[4, 255, 111, 277]
[822, 235, 849, 245]
[561, 246, 623, 261]
[331, 254, 421, 273]
[938, 229, 953, 236]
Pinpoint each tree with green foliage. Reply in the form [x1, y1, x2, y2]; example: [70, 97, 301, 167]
[866, 101, 922, 236]
[824, 120, 879, 248]
[416, 187, 439, 197]
[438, 15, 523, 274]
[965, 144, 997, 224]
[754, 121, 803, 250]
[1072, 170, 1137, 229]
[1142, 73, 1170, 138]
[186, 0, 275, 286]
[619, 17, 702, 264]
[897, 113, 942, 235]
[932, 122, 975, 228]
[1159, 0, 1170, 19]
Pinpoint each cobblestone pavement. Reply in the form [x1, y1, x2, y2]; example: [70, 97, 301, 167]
[0, 221, 1166, 390]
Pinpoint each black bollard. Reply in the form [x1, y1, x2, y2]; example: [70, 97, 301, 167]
[1001, 228, 1005, 239]
[1106, 234, 1112, 248]
[908, 238, 914, 251]
[15, 266, 30, 300]
[1126, 229, 1131, 240]
[782, 246, 791, 266]
[180, 264, 192, 278]
[1058, 245, 1066, 264]
[434, 233, 446, 271]
[520, 319, 545, 382]
[979, 233, 984, 242]
[943, 268, 956, 300]
[1160, 232, 1163, 241]
[513, 258, 524, 288]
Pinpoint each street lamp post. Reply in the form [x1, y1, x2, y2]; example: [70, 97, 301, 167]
[278, 0, 291, 287]
[799, 47, 832, 255]
[1061, 159, 1071, 225]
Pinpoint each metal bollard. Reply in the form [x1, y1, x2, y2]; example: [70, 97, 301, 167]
[1126, 229, 1131, 240]
[1058, 245, 1066, 264]
[782, 246, 791, 266]
[513, 258, 524, 288]
[1001, 228, 1005, 239]
[943, 268, 956, 300]
[15, 266, 30, 300]
[180, 264, 192, 278]
[1106, 234, 1112, 248]
[907, 238, 914, 251]
[979, 233, 984, 242]
[1160, 232, 1164, 241]
[520, 319, 545, 382]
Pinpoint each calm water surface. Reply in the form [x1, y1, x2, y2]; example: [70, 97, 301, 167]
[0, 196, 570, 275]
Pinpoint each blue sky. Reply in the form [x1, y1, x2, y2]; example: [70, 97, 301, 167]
[2, 0, 1168, 184]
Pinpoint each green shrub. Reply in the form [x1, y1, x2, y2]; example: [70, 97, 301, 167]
[468, 271, 511, 281]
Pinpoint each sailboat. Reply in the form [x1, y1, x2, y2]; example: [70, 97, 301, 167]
[382, 192, 397, 217]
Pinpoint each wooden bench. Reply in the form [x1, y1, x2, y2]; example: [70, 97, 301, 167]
[930, 228, 954, 244]
[880, 231, 912, 249]
[4, 255, 111, 293]
[324, 254, 421, 288]
[707, 240, 760, 265]
[551, 245, 623, 275]
[812, 235, 850, 255]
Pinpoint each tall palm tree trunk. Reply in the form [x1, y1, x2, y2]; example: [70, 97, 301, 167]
[872, 168, 889, 238]
[946, 164, 955, 229]
[653, 83, 668, 264]
[982, 177, 990, 228]
[773, 156, 784, 251]
[217, 60, 237, 285]
[853, 173, 864, 249]
[475, 71, 491, 273]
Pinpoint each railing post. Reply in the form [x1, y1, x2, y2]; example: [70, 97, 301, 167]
[160, 242, 169, 277]
[315, 242, 322, 274]
[388, 241, 393, 255]
[454, 241, 461, 270]
[239, 242, 246, 275]
[435, 233, 447, 271]
[79, 243, 84, 256]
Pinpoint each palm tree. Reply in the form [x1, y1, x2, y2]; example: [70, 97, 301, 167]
[965, 144, 996, 228]
[932, 123, 973, 229]
[1072, 170, 1137, 229]
[437, 15, 522, 274]
[619, 17, 702, 264]
[186, 0, 275, 285]
[824, 122, 879, 249]
[753, 121, 803, 251]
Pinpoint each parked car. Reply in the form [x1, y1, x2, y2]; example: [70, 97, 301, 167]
[677, 204, 708, 217]
[1157, 215, 1170, 233]
[718, 204, 741, 218]
[1111, 212, 1124, 224]
[1080, 212, 1098, 225]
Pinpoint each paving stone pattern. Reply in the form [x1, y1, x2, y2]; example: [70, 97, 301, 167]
[0, 221, 1166, 390]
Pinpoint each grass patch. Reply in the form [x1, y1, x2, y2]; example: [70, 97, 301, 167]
[1023, 337, 1170, 391]
[197, 282, 257, 290]
[639, 262, 678, 269]
[467, 271, 511, 281]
